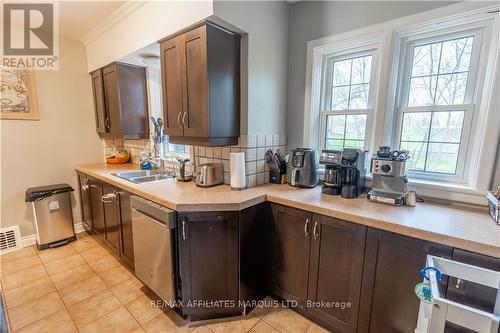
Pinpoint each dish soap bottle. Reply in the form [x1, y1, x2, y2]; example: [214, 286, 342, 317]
[140, 152, 152, 170]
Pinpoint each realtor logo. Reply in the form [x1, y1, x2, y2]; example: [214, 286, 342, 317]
[2, 2, 58, 69]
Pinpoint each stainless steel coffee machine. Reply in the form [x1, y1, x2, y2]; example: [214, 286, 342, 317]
[319, 149, 367, 198]
[367, 146, 412, 206]
[287, 148, 318, 188]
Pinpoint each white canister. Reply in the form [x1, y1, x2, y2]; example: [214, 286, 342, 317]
[230, 152, 246, 190]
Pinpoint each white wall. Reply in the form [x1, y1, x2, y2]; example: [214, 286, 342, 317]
[213, 0, 290, 135]
[0, 38, 104, 237]
[286, 1, 455, 150]
[85, 1, 213, 71]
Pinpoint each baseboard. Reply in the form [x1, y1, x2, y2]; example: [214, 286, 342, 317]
[21, 223, 86, 248]
[21, 234, 37, 247]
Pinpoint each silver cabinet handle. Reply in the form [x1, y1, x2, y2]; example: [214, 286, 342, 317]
[104, 117, 111, 129]
[182, 220, 186, 240]
[313, 221, 319, 240]
[102, 192, 116, 203]
[304, 218, 310, 238]
[181, 112, 187, 128]
[82, 184, 89, 191]
[455, 278, 465, 289]
[177, 112, 182, 127]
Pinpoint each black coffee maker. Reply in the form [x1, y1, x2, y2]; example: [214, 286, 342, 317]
[319, 149, 367, 198]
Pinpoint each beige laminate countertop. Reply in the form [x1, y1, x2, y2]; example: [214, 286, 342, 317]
[76, 163, 500, 258]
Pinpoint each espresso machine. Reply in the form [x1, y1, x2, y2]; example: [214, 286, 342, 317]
[367, 146, 412, 206]
[319, 149, 367, 198]
[287, 148, 318, 188]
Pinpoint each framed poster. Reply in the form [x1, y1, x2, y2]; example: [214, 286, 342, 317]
[0, 67, 39, 120]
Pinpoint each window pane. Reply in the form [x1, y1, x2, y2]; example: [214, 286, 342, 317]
[349, 84, 369, 109]
[344, 140, 364, 149]
[351, 56, 372, 84]
[435, 73, 468, 105]
[429, 111, 464, 143]
[400, 141, 427, 171]
[345, 114, 367, 140]
[326, 115, 345, 139]
[426, 143, 459, 174]
[332, 59, 351, 86]
[439, 37, 473, 74]
[411, 43, 441, 77]
[401, 112, 431, 141]
[331, 86, 350, 110]
[325, 139, 344, 150]
[408, 75, 437, 106]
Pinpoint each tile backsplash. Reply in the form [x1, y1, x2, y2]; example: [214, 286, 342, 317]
[103, 133, 287, 188]
[193, 134, 287, 187]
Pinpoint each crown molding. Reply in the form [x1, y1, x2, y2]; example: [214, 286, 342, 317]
[81, 0, 146, 45]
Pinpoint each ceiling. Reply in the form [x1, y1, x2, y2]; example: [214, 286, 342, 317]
[59, 1, 126, 41]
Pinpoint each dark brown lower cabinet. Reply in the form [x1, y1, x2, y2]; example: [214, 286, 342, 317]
[77, 172, 93, 231]
[307, 214, 366, 333]
[89, 178, 105, 236]
[178, 211, 240, 320]
[102, 184, 120, 253]
[358, 228, 453, 333]
[270, 204, 366, 333]
[118, 190, 134, 267]
[270, 204, 312, 307]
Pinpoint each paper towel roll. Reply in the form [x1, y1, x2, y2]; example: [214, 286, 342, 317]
[230, 152, 246, 190]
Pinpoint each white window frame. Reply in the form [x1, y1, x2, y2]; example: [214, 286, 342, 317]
[305, 33, 383, 155]
[304, 3, 500, 204]
[384, 9, 499, 189]
[393, 28, 483, 183]
[319, 49, 378, 151]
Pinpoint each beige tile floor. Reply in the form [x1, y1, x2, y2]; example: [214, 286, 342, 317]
[0, 232, 329, 333]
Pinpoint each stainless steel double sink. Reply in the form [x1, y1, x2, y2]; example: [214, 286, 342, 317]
[111, 170, 174, 184]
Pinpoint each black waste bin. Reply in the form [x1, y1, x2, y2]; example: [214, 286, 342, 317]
[25, 183, 76, 250]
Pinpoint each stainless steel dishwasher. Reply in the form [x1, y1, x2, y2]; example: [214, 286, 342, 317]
[131, 196, 176, 303]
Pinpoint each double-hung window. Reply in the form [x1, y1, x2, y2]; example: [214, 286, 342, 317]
[395, 30, 482, 181]
[319, 49, 377, 151]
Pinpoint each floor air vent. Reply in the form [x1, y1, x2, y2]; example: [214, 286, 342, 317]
[0, 226, 22, 254]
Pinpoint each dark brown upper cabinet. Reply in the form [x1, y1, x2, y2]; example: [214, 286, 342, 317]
[90, 62, 149, 139]
[159, 21, 240, 146]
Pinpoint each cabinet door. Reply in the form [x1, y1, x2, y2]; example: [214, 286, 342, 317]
[90, 69, 107, 133]
[445, 249, 500, 333]
[102, 64, 122, 135]
[270, 204, 312, 306]
[77, 173, 93, 231]
[89, 179, 105, 236]
[118, 190, 134, 267]
[307, 214, 366, 333]
[178, 211, 239, 319]
[102, 184, 120, 253]
[181, 25, 209, 138]
[358, 228, 453, 333]
[160, 36, 184, 137]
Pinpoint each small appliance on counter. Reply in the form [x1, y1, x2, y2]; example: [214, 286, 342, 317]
[319, 148, 367, 198]
[487, 185, 500, 224]
[266, 149, 287, 184]
[194, 163, 224, 188]
[286, 148, 318, 188]
[176, 157, 193, 182]
[367, 146, 414, 206]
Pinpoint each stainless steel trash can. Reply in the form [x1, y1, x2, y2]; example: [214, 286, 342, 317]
[25, 184, 76, 250]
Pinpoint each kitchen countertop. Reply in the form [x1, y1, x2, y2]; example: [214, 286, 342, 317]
[76, 163, 500, 258]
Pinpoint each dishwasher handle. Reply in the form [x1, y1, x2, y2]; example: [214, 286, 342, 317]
[132, 208, 171, 229]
